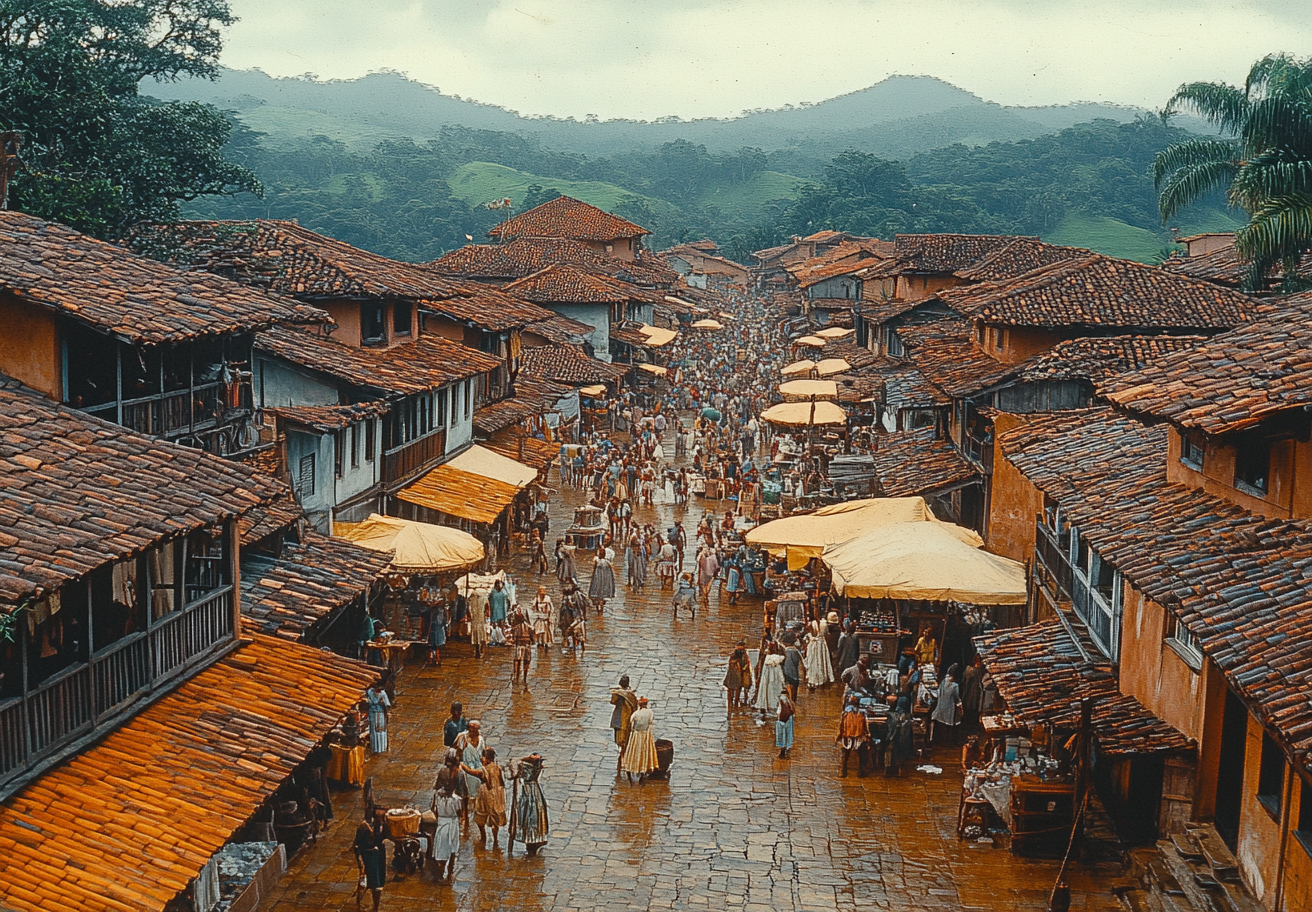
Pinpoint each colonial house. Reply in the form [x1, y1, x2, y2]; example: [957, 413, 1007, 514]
[505, 263, 660, 363]
[486, 195, 650, 262]
[660, 241, 750, 287]
[0, 212, 327, 457]
[0, 376, 376, 912]
[428, 236, 678, 292]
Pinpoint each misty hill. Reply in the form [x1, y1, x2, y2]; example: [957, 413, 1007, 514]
[152, 69, 1184, 157]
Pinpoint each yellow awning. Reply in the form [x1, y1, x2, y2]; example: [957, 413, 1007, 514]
[692, 318, 724, 330]
[816, 326, 855, 339]
[744, 496, 981, 570]
[396, 464, 521, 526]
[796, 335, 827, 347]
[336, 514, 485, 572]
[760, 400, 848, 427]
[446, 444, 538, 487]
[579, 384, 607, 396]
[778, 379, 838, 400]
[639, 363, 668, 376]
[825, 522, 1027, 604]
[780, 360, 817, 378]
[638, 324, 677, 347]
[814, 358, 852, 377]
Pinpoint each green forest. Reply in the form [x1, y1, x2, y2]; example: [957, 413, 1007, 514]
[186, 116, 1238, 263]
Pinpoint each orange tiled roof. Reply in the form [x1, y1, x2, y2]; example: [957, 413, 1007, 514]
[483, 429, 558, 471]
[131, 220, 556, 332]
[891, 233, 1032, 274]
[1101, 291, 1312, 435]
[255, 325, 500, 396]
[520, 344, 627, 385]
[0, 211, 328, 344]
[872, 428, 980, 497]
[953, 238, 1090, 282]
[0, 635, 377, 912]
[941, 254, 1256, 330]
[505, 263, 654, 305]
[0, 378, 284, 605]
[487, 196, 649, 242]
[1019, 334, 1209, 384]
[431, 238, 676, 288]
[895, 317, 1021, 398]
[1163, 246, 1312, 290]
[473, 376, 573, 436]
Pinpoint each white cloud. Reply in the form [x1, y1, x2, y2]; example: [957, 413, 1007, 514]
[219, 0, 1312, 119]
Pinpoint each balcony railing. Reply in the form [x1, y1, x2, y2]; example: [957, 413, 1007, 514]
[1033, 521, 1073, 602]
[80, 382, 251, 440]
[0, 586, 234, 786]
[383, 428, 447, 487]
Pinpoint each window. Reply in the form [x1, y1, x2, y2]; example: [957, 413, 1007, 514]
[350, 422, 361, 468]
[1297, 778, 1312, 857]
[393, 301, 412, 336]
[297, 454, 315, 497]
[362, 304, 386, 343]
[334, 431, 345, 478]
[1166, 614, 1202, 670]
[1071, 529, 1121, 660]
[364, 420, 376, 462]
[464, 380, 473, 419]
[1257, 730, 1286, 821]
[1180, 431, 1205, 470]
[1234, 437, 1271, 496]
[435, 389, 448, 427]
[886, 331, 903, 357]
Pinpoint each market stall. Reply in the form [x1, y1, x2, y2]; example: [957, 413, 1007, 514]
[777, 379, 839, 401]
[780, 359, 817, 378]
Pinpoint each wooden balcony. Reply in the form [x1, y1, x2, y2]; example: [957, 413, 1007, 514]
[0, 587, 234, 791]
[383, 428, 447, 488]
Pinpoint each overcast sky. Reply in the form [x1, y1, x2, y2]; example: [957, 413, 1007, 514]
[220, 0, 1312, 120]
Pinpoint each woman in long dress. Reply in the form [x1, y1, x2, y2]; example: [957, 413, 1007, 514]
[461, 747, 508, 847]
[365, 682, 390, 753]
[556, 542, 577, 585]
[723, 639, 752, 710]
[530, 586, 555, 648]
[509, 754, 550, 856]
[804, 618, 835, 689]
[455, 722, 488, 821]
[619, 697, 659, 782]
[588, 548, 616, 613]
[468, 591, 488, 659]
[756, 653, 785, 721]
[625, 531, 648, 589]
[430, 770, 462, 880]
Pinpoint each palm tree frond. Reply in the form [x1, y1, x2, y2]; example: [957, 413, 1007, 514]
[1243, 97, 1312, 151]
[1152, 138, 1239, 185]
[1168, 82, 1253, 135]
[1230, 159, 1312, 207]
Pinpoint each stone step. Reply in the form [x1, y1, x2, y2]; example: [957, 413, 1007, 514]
[1146, 854, 1187, 896]
[1188, 826, 1240, 883]
[1170, 832, 1204, 863]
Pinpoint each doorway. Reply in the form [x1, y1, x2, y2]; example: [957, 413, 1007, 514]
[1214, 688, 1248, 850]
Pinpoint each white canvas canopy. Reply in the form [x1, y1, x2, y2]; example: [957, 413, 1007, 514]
[744, 496, 981, 570]
[336, 515, 484, 573]
[445, 444, 538, 487]
[796, 335, 827, 348]
[780, 360, 817, 378]
[760, 400, 847, 427]
[778, 379, 839, 400]
[638, 324, 677, 347]
[814, 358, 852, 377]
[816, 326, 855, 339]
[824, 522, 1026, 604]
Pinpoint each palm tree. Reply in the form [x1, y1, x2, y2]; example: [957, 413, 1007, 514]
[1154, 54, 1312, 290]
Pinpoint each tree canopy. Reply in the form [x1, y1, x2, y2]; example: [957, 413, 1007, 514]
[0, 0, 259, 237]
[1155, 53, 1312, 289]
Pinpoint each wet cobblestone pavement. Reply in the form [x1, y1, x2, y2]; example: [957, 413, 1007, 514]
[261, 471, 1128, 912]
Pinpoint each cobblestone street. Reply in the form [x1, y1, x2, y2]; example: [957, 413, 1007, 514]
[261, 480, 1126, 912]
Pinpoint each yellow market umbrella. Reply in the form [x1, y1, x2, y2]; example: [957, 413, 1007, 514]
[780, 360, 817, 378]
[796, 335, 827, 348]
[816, 326, 855, 339]
[692, 318, 724, 330]
[579, 384, 607, 396]
[824, 522, 1026, 604]
[760, 400, 848, 427]
[814, 358, 852, 377]
[778, 379, 838, 400]
[638, 324, 677, 347]
[745, 497, 982, 570]
[639, 363, 668, 376]
[336, 514, 484, 573]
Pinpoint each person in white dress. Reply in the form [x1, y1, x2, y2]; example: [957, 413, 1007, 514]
[756, 653, 785, 721]
[804, 617, 835, 688]
[430, 766, 463, 881]
[468, 590, 488, 659]
[530, 586, 555, 648]
[620, 697, 660, 782]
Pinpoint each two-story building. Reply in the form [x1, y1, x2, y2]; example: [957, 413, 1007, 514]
[505, 263, 660, 363]
[487, 195, 650, 261]
[0, 376, 377, 912]
[0, 212, 329, 456]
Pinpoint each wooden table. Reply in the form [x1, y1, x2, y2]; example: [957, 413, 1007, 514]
[326, 744, 365, 786]
[367, 639, 420, 676]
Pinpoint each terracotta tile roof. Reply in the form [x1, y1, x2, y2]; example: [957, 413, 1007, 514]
[0, 635, 376, 912]
[975, 618, 1193, 755]
[1019, 334, 1209, 384]
[1101, 292, 1312, 435]
[0, 211, 327, 345]
[954, 238, 1091, 282]
[891, 233, 1032, 274]
[239, 495, 303, 548]
[267, 401, 390, 433]
[661, 239, 719, 255]
[803, 229, 851, 243]
[1164, 246, 1312, 289]
[520, 345, 627, 386]
[431, 238, 676, 288]
[610, 325, 652, 346]
[816, 339, 882, 371]
[483, 429, 558, 471]
[896, 317, 1021, 398]
[0, 378, 283, 606]
[255, 326, 500, 397]
[242, 530, 391, 639]
[505, 263, 653, 304]
[997, 409, 1312, 772]
[941, 254, 1256, 330]
[487, 195, 649, 242]
[872, 428, 980, 497]
[878, 366, 951, 410]
[131, 220, 554, 332]
[473, 376, 573, 436]
[524, 312, 596, 344]
[856, 296, 925, 324]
